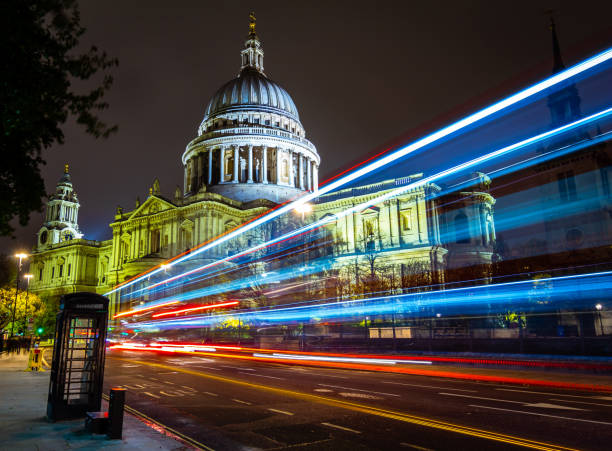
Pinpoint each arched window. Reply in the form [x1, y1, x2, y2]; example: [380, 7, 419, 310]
[454, 212, 469, 244]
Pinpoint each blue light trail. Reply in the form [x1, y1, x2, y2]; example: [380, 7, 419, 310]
[128, 270, 612, 330]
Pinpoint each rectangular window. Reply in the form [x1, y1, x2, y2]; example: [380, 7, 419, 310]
[151, 230, 161, 253]
[601, 167, 610, 198]
[52, 267, 55, 278]
[557, 171, 577, 202]
[400, 210, 412, 231]
[39, 268, 43, 280]
[67, 263, 71, 276]
[59, 264, 63, 277]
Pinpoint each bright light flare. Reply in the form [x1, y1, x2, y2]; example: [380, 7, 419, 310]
[151, 301, 240, 318]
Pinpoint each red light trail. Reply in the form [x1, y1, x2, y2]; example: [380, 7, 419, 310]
[113, 300, 180, 319]
[151, 301, 239, 318]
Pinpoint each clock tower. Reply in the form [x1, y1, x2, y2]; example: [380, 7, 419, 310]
[36, 164, 83, 250]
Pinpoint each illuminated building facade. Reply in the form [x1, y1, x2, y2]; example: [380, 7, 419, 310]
[28, 16, 496, 314]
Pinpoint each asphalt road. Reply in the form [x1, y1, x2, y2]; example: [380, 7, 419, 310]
[104, 349, 612, 451]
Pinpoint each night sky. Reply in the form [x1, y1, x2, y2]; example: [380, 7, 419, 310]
[3, 0, 612, 254]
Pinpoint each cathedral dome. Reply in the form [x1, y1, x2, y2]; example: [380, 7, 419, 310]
[182, 13, 320, 205]
[202, 68, 300, 124]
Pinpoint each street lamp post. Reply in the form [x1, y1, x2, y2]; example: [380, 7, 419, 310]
[23, 274, 33, 337]
[595, 303, 605, 336]
[10, 253, 28, 337]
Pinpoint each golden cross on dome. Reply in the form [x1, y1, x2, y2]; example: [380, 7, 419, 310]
[248, 12, 257, 39]
[64, 163, 69, 173]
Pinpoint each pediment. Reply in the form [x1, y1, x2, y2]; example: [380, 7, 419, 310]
[181, 218, 195, 229]
[128, 196, 176, 220]
[361, 205, 380, 215]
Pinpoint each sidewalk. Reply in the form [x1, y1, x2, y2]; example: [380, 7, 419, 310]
[0, 353, 192, 450]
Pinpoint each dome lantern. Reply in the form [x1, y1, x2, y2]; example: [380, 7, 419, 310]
[240, 12, 265, 75]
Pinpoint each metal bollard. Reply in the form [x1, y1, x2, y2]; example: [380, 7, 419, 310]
[107, 387, 126, 439]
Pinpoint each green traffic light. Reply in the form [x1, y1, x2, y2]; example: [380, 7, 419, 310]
[36, 327, 44, 334]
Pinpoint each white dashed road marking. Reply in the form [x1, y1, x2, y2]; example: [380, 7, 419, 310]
[267, 408, 294, 416]
[469, 405, 612, 426]
[318, 384, 400, 397]
[143, 392, 160, 399]
[383, 381, 476, 392]
[240, 372, 285, 380]
[232, 399, 252, 405]
[321, 422, 361, 434]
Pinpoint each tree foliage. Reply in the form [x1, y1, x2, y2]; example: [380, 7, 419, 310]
[0, 0, 118, 236]
[0, 286, 45, 334]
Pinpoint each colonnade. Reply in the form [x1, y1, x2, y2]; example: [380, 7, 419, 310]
[47, 202, 79, 224]
[185, 144, 318, 194]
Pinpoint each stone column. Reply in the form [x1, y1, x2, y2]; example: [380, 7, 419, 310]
[208, 148, 213, 184]
[299, 155, 304, 189]
[247, 145, 253, 183]
[276, 148, 281, 184]
[233, 145, 239, 183]
[307, 158, 312, 191]
[219, 146, 225, 183]
[289, 150, 295, 187]
[262, 146, 268, 183]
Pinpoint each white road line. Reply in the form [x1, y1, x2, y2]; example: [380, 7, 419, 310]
[164, 381, 175, 385]
[496, 388, 595, 398]
[320, 374, 348, 379]
[318, 384, 400, 397]
[196, 365, 221, 371]
[182, 385, 197, 391]
[143, 392, 160, 399]
[469, 404, 612, 426]
[400, 443, 434, 451]
[221, 366, 255, 371]
[203, 391, 218, 397]
[550, 398, 612, 407]
[232, 398, 252, 405]
[159, 390, 183, 397]
[321, 422, 361, 434]
[267, 408, 294, 416]
[177, 390, 196, 396]
[159, 371, 178, 375]
[438, 392, 585, 410]
[440, 392, 522, 404]
[240, 372, 285, 380]
[383, 381, 476, 392]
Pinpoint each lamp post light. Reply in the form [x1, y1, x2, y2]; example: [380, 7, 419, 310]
[10, 253, 28, 337]
[595, 303, 604, 336]
[23, 274, 33, 337]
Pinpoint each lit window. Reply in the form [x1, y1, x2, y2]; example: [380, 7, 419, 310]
[400, 210, 412, 231]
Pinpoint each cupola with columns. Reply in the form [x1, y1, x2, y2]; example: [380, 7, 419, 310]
[182, 12, 320, 204]
[36, 164, 83, 250]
